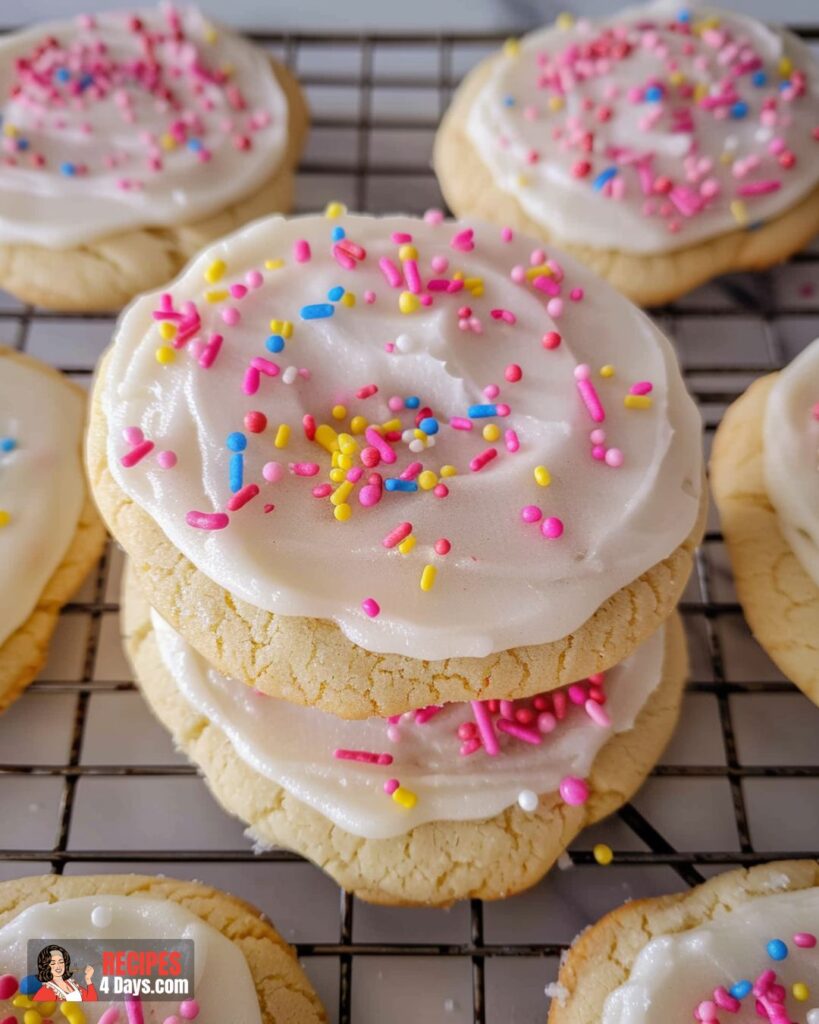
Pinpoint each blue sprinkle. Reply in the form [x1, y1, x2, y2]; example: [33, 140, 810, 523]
[327, 285, 345, 302]
[19, 976, 40, 997]
[592, 167, 618, 191]
[644, 85, 664, 103]
[229, 452, 244, 494]
[730, 101, 748, 119]
[502, 95, 516, 107]
[226, 431, 247, 452]
[419, 416, 439, 435]
[730, 982, 752, 1000]
[79, 73, 94, 90]
[404, 396, 420, 409]
[752, 70, 767, 87]
[385, 478, 418, 492]
[331, 226, 346, 241]
[779, 80, 791, 92]
[266, 334, 285, 354]
[60, 161, 76, 176]
[0, 437, 16, 452]
[54, 68, 71, 83]
[187, 138, 203, 152]
[300, 303, 335, 320]
[468, 403, 498, 418]
[17, 138, 29, 151]
[677, 8, 691, 22]
[748, 219, 766, 232]
[767, 939, 788, 961]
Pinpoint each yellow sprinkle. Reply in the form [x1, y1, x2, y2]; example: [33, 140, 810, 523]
[668, 71, 686, 87]
[155, 346, 175, 365]
[483, 424, 501, 442]
[204, 258, 226, 284]
[0, 510, 10, 528]
[160, 133, 177, 150]
[340, 292, 356, 307]
[13, 996, 32, 1009]
[334, 502, 352, 522]
[332, 404, 347, 421]
[525, 264, 552, 280]
[413, 428, 426, 441]
[205, 289, 228, 303]
[331, 481, 354, 506]
[693, 82, 709, 102]
[440, 465, 457, 478]
[392, 786, 417, 809]
[381, 418, 402, 433]
[792, 984, 809, 1002]
[203, 24, 218, 44]
[452, 271, 464, 281]
[418, 470, 438, 491]
[556, 11, 574, 30]
[503, 37, 520, 58]
[624, 395, 653, 410]
[269, 319, 293, 338]
[3, 124, 17, 138]
[331, 451, 341, 468]
[548, 95, 564, 112]
[338, 433, 358, 454]
[516, 174, 529, 188]
[420, 564, 437, 591]
[220, 62, 234, 78]
[314, 424, 339, 453]
[398, 244, 419, 261]
[38, 1005, 57, 1018]
[265, 258, 284, 270]
[599, 364, 615, 379]
[730, 199, 749, 226]
[329, 467, 346, 483]
[158, 320, 177, 341]
[338, 453, 353, 470]
[779, 56, 793, 77]
[325, 200, 347, 219]
[350, 415, 368, 434]
[24, 1011, 44, 1024]
[534, 465, 551, 487]
[398, 535, 416, 556]
[274, 424, 290, 449]
[399, 291, 420, 314]
[593, 843, 614, 866]
[719, 151, 733, 165]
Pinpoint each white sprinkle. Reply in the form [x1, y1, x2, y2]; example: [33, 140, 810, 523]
[91, 905, 113, 928]
[518, 789, 538, 812]
[395, 333, 413, 353]
[282, 365, 298, 384]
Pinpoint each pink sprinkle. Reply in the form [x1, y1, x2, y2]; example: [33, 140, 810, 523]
[379, 257, 403, 288]
[505, 364, 522, 382]
[547, 298, 564, 319]
[811, 402, 819, 421]
[392, 232, 413, 244]
[347, 466, 364, 483]
[434, 483, 449, 499]
[361, 446, 380, 468]
[434, 538, 451, 555]
[470, 448, 498, 472]
[496, 719, 542, 745]
[450, 416, 473, 431]
[559, 776, 589, 806]
[568, 683, 586, 706]
[629, 381, 653, 395]
[484, 384, 500, 400]
[430, 255, 448, 273]
[542, 331, 561, 350]
[263, 462, 283, 483]
[243, 366, 260, 395]
[121, 440, 154, 468]
[450, 228, 474, 252]
[221, 307, 240, 325]
[357, 384, 378, 399]
[794, 932, 817, 948]
[126, 996, 145, 1024]
[424, 208, 444, 224]
[362, 597, 380, 618]
[245, 270, 263, 289]
[334, 748, 393, 766]
[541, 517, 564, 539]
[303, 414, 317, 441]
[501, 227, 513, 242]
[99, 1009, 121, 1024]
[470, 701, 500, 756]
[537, 711, 557, 734]
[404, 259, 422, 293]
[574, 365, 606, 423]
[415, 705, 444, 724]
[605, 448, 624, 468]
[570, 288, 584, 301]
[365, 426, 397, 464]
[251, 357, 280, 377]
[737, 180, 782, 197]
[383, 522, 412, 548]
[359, 475, 383, 507]
[186, 511, 229, 531]
[313, 483, 333, 498]
[123, 426, 143, 445]
[290, 462, 319, 477]
[490, 308, 517, 325]
[227, 484, 259, 511]
[293, 239, 311, 263]
[713, 988, 741, 1013]
[400, 462, 423, 481]
[229, 284, 247, 300]
[156, 450, 177, 469]
[384, 778, 400, 795]
[697, 1002, 718, 1023]
[198, 333, 223, 369]
[178, 1000, 199, 1021]
[364, 290, 376, 304]
[584, 699, 612, 727]
[521, 505, 542, 524]
[505, 429, 520, 453]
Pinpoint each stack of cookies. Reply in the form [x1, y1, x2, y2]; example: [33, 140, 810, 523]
[86, 209, 705, 905]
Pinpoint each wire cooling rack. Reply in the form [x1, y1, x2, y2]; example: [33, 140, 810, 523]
[1, 27, 819, 1024]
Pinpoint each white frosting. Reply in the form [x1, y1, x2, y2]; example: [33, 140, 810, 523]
[466, 2, 819, 254]
[764, 338, 819, 587]
[602, 888, 819, 1024]
[103, 213, 702, 660]
[152, 607, 664, 839]
[0, 359, 85, 647]
[0, 6, 288, 248]
[0, 894, 261, 1024]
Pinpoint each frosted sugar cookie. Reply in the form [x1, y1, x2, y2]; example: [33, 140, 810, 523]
[124, 567, 687, 905]
[0, 873, 326, 1023]
[0, 347, 105, 712]
[435, 3, 819, 306]
[711, 338, 819, 705]
[0, 6, 308, 311]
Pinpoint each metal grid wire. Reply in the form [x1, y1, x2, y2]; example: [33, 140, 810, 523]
[1, 27, 819, 1024]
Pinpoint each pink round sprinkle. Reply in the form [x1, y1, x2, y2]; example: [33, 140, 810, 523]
[0, 976, 18, 1001]
[179, 1001, 200, 1021]
[501, 227, 513, 242]
[794, 932, 817, 948]
[591, 445, 606, 460]
[313, 483, 333, 498]
[244, 410, 267, 433]
[364, 290, 376, 304]
[538, 712, 557, 734]
[229, 284, 247, 300]
[559, 776, 589, 806]
[424, 208, 444, 224]
[156, 450, 177, 469]
[221, 307, 240, 325]
[547, 298, 563, 318]
[263, 461, 283, 483]
[123, 426, 143, 445]
[511, 265, 526, 283]
[388, 395, 404, 411]
[541, 516, 564, 539]
[521, 505, 542, 524]
[163, 1018, 181, 1024]
[431, 255, 448, 273]
[568, 683, 586, 706]
[458, 722, 477, 740]
[505, 364, 522, 383]
[361, 446, 381, 468]
[530, 249, 546, 265]
[484, 384, 500, 399]
[590, 428, 606, 444]
[605, 448, 624, 468]
[542, 331, 561, 350]
[570, 288, 584, 301]
[573, 364, 591, 381]
[434, 538, 451, 555]
[384, 778, 400, 794]
[245, 270, 263, 289]
[434, 484, 449, 498]
[362, 598, 380, 618]
[697, 1002, 718, 1023]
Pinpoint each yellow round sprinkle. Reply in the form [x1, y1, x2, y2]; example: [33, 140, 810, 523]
[556, 11, 574, 29]
[792, 984, 809, 1002]
[204, 259, 226, 284]
[548, 95, 564, 112]
[534, 465, 551, 487]
[332, 404, 347, 421]
[350, 415, 368, 434]
[418, 470, 438, 491]
[0, 510, 10, 528]
[23, 1010, 43, 1024]
[668, 71, 686, 87]
[593, 844, 614, 866]
[398, 535, 417, 556]
[440, 465, 457, 478]
[392, 786, 417, 809]
[12, 996, 33, 1009]
[265, 258, 284, 270]
[503, 37, 520, 58]
[3, 124, 17, 138]
[483, 424, 501, 442]
[452, 271, 464, 281]
[334, 502, 352, 522]
[341, 292, 356, 307]
[203, 24, 218, 44]
[420, 564, 437, 591]
[600, 365, 615, 378]
[160, 133, 177, 150]
[329, 467, 346, 483]
[398, 244, 419, 261]
[325, 201, 347, 219]
[158, 320, 177, 341]
[274, 424, 290, 449]
[399, 291, 420, 314]
[338, 453, 353, 471]
[155, 346, 175, 365]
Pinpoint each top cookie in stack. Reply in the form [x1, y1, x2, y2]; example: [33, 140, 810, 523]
[87, 210, 704, 720]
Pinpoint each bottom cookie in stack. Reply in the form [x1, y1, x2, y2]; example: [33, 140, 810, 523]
[0, 873, 326, 1024]
[123, 563, 688, 906]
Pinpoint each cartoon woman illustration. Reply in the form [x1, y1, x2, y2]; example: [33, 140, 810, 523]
[32, 945, 98, 1002]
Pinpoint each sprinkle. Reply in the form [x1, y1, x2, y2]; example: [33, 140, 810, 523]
[361, 598, 380, 618]
[186, 511, 229, 530]
[792, 984, 809, 1002]
[365, 426, 397, 464]
[204, 259, 226, 284]
[245, 411, 267, 433]
[434, 538, 451, 555]
[274, 424, 291, 449]
[593, 843, 613, 865]
[398, 535, 417, 555]
[385, 478, 417, 492]
[471, 701, 500, 756]
[559, 776, 589, 805]
[541, 516, 564, 539]
[293, 239, 311, 263]
[521, 505, 542, 523]
[334, 748, 393, 765]
[505, 429, 520, 453]
[420, 564, 437, 591]
[534, 465, 551, 487]
[0, 510, 10, 527]
[227, 484, 259, 511]
[593, 167, 618, 191]
[450, 416, 473, 431]
[468, 403, 508, 418]
[794, 933, 817, 948]
[624, 394, 653, 410]
[497, 719, 541, 744]
[542, 331, 562, 350]
[505, 364, 522, 382]
[574, 365, 606, 422]
[730, 199, 749, 226]
[470, 448, 498, 472]
[392, 786, 417, 809]
[766, 939, 788, 961]
[517, 790, 539, 812]
[300, 303, 335, 320]
[263, 461, 283, 483]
